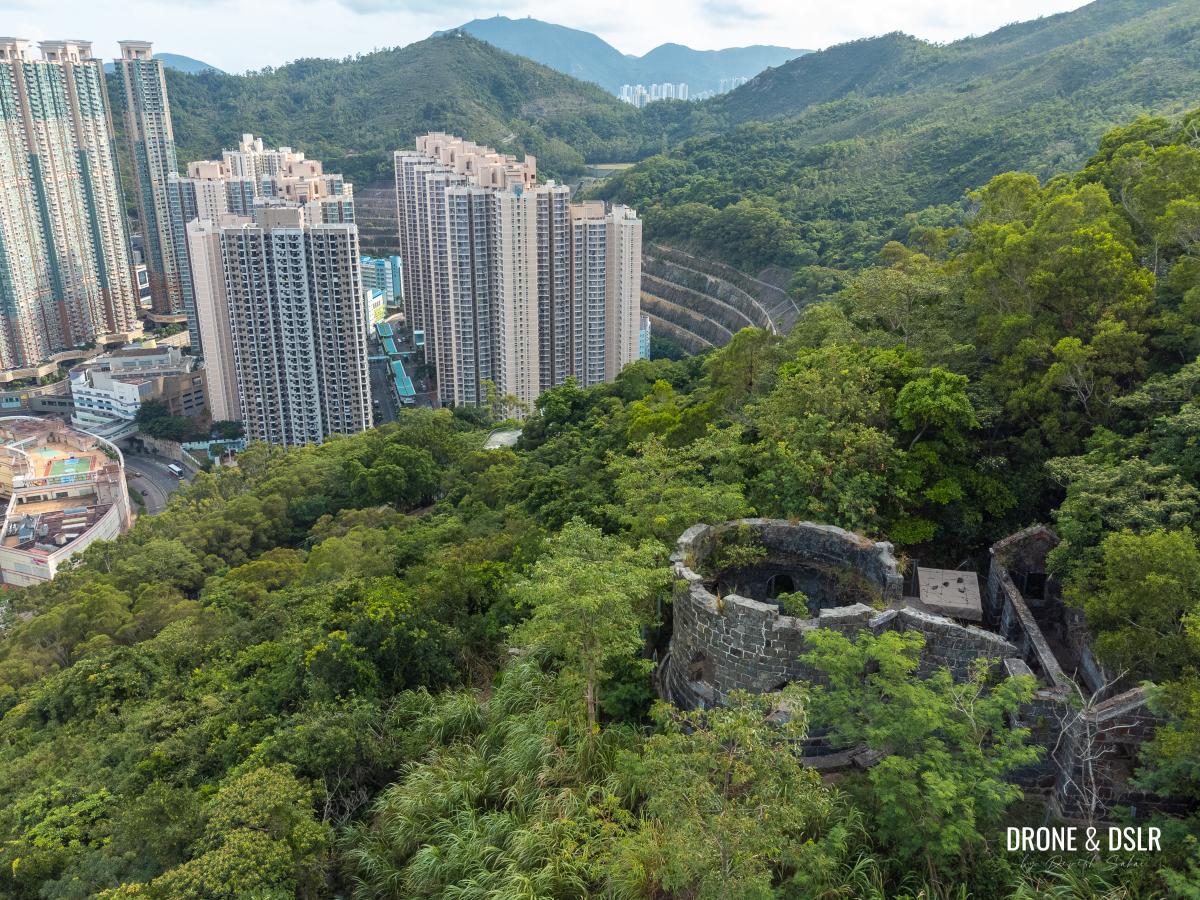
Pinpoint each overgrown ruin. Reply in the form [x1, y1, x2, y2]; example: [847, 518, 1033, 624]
[655, 518, 1176, 821]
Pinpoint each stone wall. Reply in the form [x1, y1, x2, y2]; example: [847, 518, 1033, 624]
[659, 519, 1176, 822]
[1051, 687, 1174, 821]
[664, 520, 1015, 709]
[701, 518, 904, 610]
[989, 562, 1071, 689]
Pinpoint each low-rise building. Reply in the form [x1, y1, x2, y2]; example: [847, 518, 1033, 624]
[0, 417, 132, 585]
[69, 344, 207, 431]
[362, 255, 403, 306]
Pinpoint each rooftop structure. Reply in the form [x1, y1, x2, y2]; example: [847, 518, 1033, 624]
[917, 567, 983, 622]
[0, 417, 131, 585]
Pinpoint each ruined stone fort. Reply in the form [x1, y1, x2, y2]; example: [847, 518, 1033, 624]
[655, 518, 1174, 821]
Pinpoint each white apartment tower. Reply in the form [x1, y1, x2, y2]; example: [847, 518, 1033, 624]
[0, 38, 139, 370]
[395, 133, 642, 411]
[192, 198, 371, 447]
[115, 41, 182, 317]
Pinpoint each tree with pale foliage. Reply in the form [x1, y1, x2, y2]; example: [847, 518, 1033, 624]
[511, 520, 666, 732]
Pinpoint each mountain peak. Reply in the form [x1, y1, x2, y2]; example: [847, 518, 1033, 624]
[448, 16, 808, 93]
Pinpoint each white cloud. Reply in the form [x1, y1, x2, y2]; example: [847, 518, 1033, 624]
[4, 0, 1091, 72]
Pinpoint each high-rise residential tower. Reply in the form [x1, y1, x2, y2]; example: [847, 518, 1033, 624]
[115, 40, 182, 317]
[0, 38, 139, 370]
[395, 133, 642, 412]
[169, 136, 354, 355]
[210, 201, 371, 446]
[182, 146, 372, 448]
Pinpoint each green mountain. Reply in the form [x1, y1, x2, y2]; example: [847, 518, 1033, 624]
[601, 0, 1200, 274]
[155, 53, 221, 75]
[157, 32, 686, 184]
[451, 16, 807, 93]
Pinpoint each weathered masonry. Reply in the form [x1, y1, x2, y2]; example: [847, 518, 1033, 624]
[655, 519, 1177, 821]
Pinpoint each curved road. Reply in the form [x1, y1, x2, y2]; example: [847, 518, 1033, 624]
[124, 452, 191, 516]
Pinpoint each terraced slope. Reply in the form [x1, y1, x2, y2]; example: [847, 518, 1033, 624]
[639, 244, 799, 351]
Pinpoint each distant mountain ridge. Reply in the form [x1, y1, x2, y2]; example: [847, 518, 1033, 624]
[445, 16, 808, 93]
[600, 0, 1200, 272]
[155, 32, 684, 185]
[103, 53, 221, 75]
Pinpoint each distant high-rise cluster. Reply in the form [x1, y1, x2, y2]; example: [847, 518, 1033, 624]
[619, 82, 689, 107]
[396, 133, 642, 412]
[0, 39, 140, 370]
[618, 76, 747, 105]
[179, 135, 370, 445]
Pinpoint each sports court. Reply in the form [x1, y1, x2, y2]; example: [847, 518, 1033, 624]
[48, 456, 94, 477]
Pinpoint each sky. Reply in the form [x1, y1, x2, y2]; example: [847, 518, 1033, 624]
[1, 0, 1093, 73]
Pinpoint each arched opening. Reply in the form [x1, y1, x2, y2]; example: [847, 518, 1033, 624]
[687, 651, 713, 685]
[766, 572, 795, 599]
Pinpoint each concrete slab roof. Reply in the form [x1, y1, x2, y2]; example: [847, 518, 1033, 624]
[917, 567, 983, 623]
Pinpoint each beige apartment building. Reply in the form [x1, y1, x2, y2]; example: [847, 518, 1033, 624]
[0, 38, 140, 370]
[394, 132, 642, 411]
[185, 219, 239, 422]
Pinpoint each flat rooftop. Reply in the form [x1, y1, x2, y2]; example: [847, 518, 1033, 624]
[20, 441, 104, 480]
[3, 502, 111, 550]
[484, 429, 522, 450]
[916, 567, 983, 622]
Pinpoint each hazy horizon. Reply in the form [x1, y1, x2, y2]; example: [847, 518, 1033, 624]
[0, 0, 1091, 74]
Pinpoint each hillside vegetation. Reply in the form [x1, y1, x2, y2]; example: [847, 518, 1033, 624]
[600, 0, 1200, 281]
[1, 108, 1199, 898]
[156, 33, 689, 183]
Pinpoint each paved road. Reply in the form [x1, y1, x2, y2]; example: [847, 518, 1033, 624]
[369, 356, 399, 425]
[124, 452, 190, 516]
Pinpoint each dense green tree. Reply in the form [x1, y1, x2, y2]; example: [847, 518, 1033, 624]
[608, 431, 750, 546]
[1072, 529, 1200, 681]
[605, 691, 871, 900]
[511, 520, 665, 730]
[805, 629, 1039, 883]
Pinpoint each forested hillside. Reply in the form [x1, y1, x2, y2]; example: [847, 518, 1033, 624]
[142, 0, 1200, 290]
[2, 107, 1199, 898]
[600, 0, 1200, 280]
[153, 33, 690, 184]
